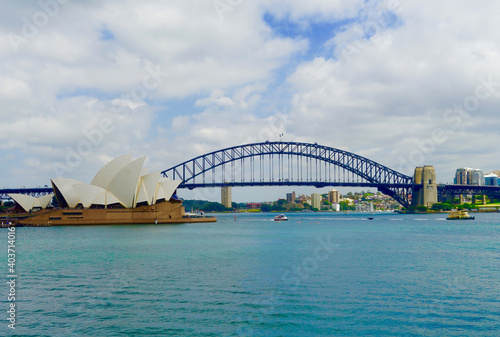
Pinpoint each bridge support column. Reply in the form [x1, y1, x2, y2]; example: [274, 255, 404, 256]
[412, 166, 438, 208]
[412, 167, 423, 207]
[483, 195, 487, 205]
[221, 186, 232, 208]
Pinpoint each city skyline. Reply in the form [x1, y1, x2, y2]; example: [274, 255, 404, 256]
[2, 1, 500, 203]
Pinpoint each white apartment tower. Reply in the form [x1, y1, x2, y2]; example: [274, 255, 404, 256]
[311, 193, 322, 210]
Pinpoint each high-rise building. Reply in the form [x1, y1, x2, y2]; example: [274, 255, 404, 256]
[311, 193, 321, 210]
[485, 173, 499, 186]
[221, 186, 232, 208]
[454, 168, 484, 185]
[470, 169, 484, 185]
[328, 189, 340, 203]
[454, 168, 471, 184]
[286, 191, 296, 203]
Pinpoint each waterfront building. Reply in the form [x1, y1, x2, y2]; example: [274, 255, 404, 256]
[286, 191, 296, 203]
[484, 173, 499, 186]
[221, 186, 232, 208]
[12, 154, 182, 211]
[454, 168, 484, 185]
[303, 196, 312, 205]
[470, 169, 485, 185]
[311, 193, 321, 210]
[328, 189, 340, 204]
[297, 194, 308, 204]
[454, 168, 471, 184]
[6, 154, 216, 225]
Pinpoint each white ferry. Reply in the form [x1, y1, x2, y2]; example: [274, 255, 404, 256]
[274, 214, 288, 221]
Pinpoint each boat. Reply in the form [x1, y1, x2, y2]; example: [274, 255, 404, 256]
[367, 217, 374, 220]
[274, 214, 288, 221]
[446, 210, 475, 220]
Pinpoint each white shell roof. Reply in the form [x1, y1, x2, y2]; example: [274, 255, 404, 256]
[73, 184, 105, 208]
[8, 193, 54, 212]
[107, 156, 146, 209]
[136, 170, 161, 206]
[51, 178, 84, 208]
[47, 155, 180, 209]
[154, 180, 182, 204]
[38, 194, 54, 209]
[93, 190, 121, 206]
[90, 154, 133, 189]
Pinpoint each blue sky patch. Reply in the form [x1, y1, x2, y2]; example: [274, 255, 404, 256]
[263, 12, 355, 59]
[99, 27, 115, 41]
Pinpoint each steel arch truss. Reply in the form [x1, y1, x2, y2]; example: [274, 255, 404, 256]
[162, 141, 414, 207]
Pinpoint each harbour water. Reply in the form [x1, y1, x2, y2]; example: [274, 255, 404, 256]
[1, 212, 499, 336]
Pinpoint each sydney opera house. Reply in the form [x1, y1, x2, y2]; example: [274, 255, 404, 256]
[6, 154, 215, 226]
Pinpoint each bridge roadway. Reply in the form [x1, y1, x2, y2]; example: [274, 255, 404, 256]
[0, 187, 53, 200]
[2, 183, 500, 204]
[437, 184, 500, 196]
[181, 182, 414, 189]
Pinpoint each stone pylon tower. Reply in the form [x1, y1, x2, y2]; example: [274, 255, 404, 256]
[221, 186, 232, 208]
[412, 165, 438, 207]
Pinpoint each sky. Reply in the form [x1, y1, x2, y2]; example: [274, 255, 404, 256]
[1, 0, 500, 203]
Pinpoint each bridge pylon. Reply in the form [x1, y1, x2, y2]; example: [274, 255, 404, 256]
[412, 166, 438, 208]
[221, 186, 232, 208]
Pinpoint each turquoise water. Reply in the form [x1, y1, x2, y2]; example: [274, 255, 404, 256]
[1, 212, 499, 336]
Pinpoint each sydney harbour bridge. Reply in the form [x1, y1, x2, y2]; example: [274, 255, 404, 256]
[2, 141, 500, 208]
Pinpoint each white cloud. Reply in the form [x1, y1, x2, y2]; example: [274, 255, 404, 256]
[0, 77, 31, 99]
[285, 0, 500, 181]
[195, 89, 234, 107]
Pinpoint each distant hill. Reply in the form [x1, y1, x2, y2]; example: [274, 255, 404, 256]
[182, 199, 230, 212]
[487, 170, 500, 176]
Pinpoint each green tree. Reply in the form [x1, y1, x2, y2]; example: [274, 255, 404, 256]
[261, 204, 271, 212]
[416, 205, 428, 212]
[182, 200, 230, 212]
[276, 199, 287, 206]
[461, 203, 477, 210]
[339, 201, 355, 211]
[200, 202, 230, 212]
[431, 203, 453, 211]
